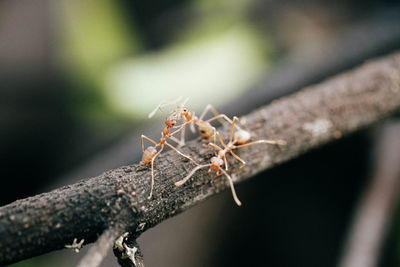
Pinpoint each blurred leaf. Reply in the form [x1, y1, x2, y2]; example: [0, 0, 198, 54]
[59, 0, 139, 123]
[105, 23, 271, 118]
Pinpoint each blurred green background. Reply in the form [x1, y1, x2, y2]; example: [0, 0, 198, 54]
[1, 0, 400, 266]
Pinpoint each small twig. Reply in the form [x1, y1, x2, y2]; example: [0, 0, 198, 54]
[65, 238, 85, 253]
[113, 234, 145, 267]
[338, 121, 400, 267]
[77, 228, 120, 267]
[123, 244, 145, 267]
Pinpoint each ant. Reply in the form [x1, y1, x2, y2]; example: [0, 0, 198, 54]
[149, 97, 240, 146]
[171, 103, 242, 145]
[174, 116, 286, 206]
[148, 97, 192, 146]
[141, 119, 199, 199]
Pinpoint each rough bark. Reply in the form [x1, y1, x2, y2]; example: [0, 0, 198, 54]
[0, 52, 400, 266]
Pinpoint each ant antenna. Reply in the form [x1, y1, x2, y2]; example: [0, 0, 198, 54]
[221, 170, 242, 206]
[175, 164, 210, 187]
[148, 96, 183, 118]
[181, 97, 190, 106]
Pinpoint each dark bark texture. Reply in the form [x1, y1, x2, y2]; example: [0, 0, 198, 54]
[0, 52, 400, 265]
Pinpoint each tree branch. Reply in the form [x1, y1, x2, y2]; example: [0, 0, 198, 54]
[0, 52, 400, 266]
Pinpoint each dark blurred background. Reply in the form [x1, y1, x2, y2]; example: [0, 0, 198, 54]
[1, 0, 400, 266]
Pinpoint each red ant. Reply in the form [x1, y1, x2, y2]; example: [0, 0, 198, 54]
[148, 97, 191, 146]
[171, 104, 242, 144]
[174, 116, 286, 206]
[141, 117, 198, 199]
[150, 97, 240, 146]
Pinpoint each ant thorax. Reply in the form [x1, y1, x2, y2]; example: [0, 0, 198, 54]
[217, 150, 226, 158]
[184, 111, 193, 122]
[234, 130, 251, 145]
[162, 127, 170, 137]
[159, 137, 166, 145]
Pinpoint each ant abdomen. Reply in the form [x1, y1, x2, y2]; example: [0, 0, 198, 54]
[234, 130, 251, 145]
[141, 146, 157, 165]
[197, 121, 214, 138]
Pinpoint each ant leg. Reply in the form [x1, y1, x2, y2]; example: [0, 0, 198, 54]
[224, 156, 228, 171]
[229, 116, 240, 144]
[208, 142, 223, 152]
[221, 169, 242, 206]
[148, 96, 183, 118]
[206, 114, 231, 123]
[212, 127, 217, 145]
[206, 114, 243, 131]
[199, 104, 242, 131]
[147, 146, 164, 199]
[168, 136, 182, 146]
[148, 160, 155, 199]
[209, 131, 226, 154]
[169, 122, 189, 146]
[141, 135, 158, 153]
[199, 104, 216, 121]
[198, 104, 227, 124]
[181, 97, 190, 106]
[211, 171, 223, 183]
[229, 150, 246, 169]
[234, 139, 287, 149]
[190, 112, 196, 133]
[165, 141, 199, 165]
[175, 164, 210, 186]
[169, 122, 188, 137]
[179, 125, 186, 147]
[198, 104, 223, 124]
[166, 128, 187, 147]
[205, 104, 220, 117]
[216, 131, 226, 147]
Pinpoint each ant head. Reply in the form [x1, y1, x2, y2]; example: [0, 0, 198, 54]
[210, 157, 223, 172]
[177, 106, 189, 115]
[165, 117, 176, 128]
[182, 107, 193, 121]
